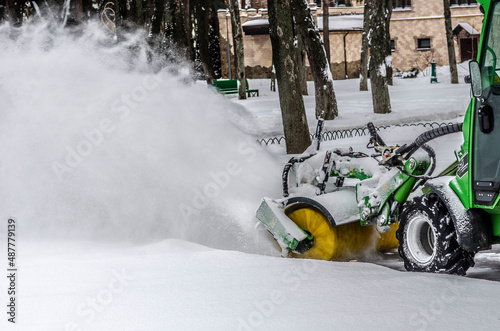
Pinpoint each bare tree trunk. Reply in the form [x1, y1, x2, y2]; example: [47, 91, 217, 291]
[292, 0, 338, 120]
[116, 0, 145, 28]
[386, 0, 393, 85]
[369, 0, 392, 114]
[132, 0, 144, 26]
[209, 2, 222, 79]
[0, 0, 5, 23]
[297, 33, 308, 95]
[195, 0, 214, 82]
[230, 10, 238, 77]
[184, 0, 192, 61]
[322, 0, 330, 64]
[443, 0, 459, 84]
[76, 0, 83, 22]
[166, 0, 189, 55]
[227, 0, 246, 99]
[268, 0, 311, 154]
[359, 0, 370, 91]
[151, 0, 165, 35]
[385, 1, 392, 86]
[6, 0, 23, 27]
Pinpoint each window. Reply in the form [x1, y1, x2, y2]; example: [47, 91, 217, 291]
[393, 0, 411, 9]
[417, 38, 431, 49]
[473, 0, 500, 185]
[450, 0, 477, 6]
[391, 40, 396, 52]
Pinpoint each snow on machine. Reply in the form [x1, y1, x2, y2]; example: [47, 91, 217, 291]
[258, 0, 500, 276]
[257, 119, 461, 261]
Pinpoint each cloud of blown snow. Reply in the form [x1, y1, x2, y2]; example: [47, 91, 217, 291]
[0, 21, 282, 253]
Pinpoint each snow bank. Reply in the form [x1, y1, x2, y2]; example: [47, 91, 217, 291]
[10, 239, 500, 331]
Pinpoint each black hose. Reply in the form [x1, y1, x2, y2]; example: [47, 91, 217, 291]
[314, 118, 325, 151]
[421, 144, 436, 177]
[399, 144, 439, 182]
[398, 123, 463, 157]
[367, 122, 386, 146]
[282, 155, 314, 197]
[282, 160, 294, 198]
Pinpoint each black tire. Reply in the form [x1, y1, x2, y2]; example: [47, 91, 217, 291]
[397, 193, 475, 275]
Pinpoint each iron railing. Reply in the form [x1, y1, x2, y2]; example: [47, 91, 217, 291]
[257, 122, 457, 146]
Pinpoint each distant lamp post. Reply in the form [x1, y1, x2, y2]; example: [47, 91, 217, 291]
[226, 10, 232, 79]
[430, 61, 438, 83]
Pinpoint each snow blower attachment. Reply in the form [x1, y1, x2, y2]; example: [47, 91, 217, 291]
[256, 121, 451, 261]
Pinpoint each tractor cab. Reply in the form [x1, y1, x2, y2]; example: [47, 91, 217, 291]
[469, 0, 500, 206]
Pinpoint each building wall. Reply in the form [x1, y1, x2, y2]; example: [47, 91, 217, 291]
[390, 1, 482, 71]
[218, 0, 483, 79]
[218, 8, 273, 79]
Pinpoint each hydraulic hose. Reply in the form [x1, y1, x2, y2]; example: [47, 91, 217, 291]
[282, 155, 314, 197]
[282, 160, 294, 198]
[314, 118, 325, 151]
[398, 123, 463, 157]
[367, 122, 386, 146]
[420, 144, 437, 177]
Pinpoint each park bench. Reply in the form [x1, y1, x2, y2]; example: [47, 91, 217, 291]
[212, 79, 259, 97]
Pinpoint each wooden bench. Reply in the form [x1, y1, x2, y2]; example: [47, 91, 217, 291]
[212, 79, 259, 97]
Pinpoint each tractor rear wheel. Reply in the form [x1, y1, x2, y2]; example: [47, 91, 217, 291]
[397, 193, 475, 275]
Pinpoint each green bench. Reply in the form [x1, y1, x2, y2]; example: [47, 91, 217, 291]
[212, 79, 259, 97]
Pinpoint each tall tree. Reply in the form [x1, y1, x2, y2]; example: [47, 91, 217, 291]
[227, 0, 247, 99]
[150, 0, 165, 35]
[76, 0, 84, 22]
[230, 8, 239, 78]
[385, 1, 393, 85]
[75, 0, 95, 23]
[165, 0, 189, 57]
[6, 0, 23, 27]
[359, 0, 370, 91]
[443, 0, 459, 84]
[131, 0, 144, 26]
[368, 0, 392, 114]
[297, 33, 309, 95]
[292, 0, 338, 120]
[268, 0, 311, 154]
[322, 0, 330, 64]
[0, 0, 6, 23]
[209, 2, 222, 79]
[183, 0, 193, 61]
[195, 0, 215, 81]
[113, 0, 145, 29]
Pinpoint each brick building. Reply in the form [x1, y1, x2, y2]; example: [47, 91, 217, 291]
[218, 0, 482, 79]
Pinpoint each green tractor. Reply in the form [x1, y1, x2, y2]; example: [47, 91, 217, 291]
[398, 0, 500, 275]
[256, 0, 500, 276]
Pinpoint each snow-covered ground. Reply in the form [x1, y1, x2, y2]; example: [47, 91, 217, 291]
[1, 24, 499, 331]
[229, 62, 472, 137]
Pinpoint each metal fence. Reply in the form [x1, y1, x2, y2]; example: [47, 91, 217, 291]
[257, 122, 457, 146]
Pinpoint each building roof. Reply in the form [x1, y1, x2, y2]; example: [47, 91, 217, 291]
[242, 19, 269, 35]
[317, 14, 363, 32]
[452, 23, 480, 36]
[241, 14, 364, 35]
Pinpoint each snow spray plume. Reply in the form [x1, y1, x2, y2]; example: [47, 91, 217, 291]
[0, 22, 281, 254]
